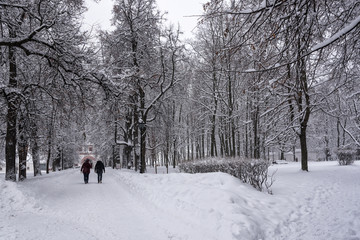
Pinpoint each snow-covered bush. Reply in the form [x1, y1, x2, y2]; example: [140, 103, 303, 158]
[336, 148, 356, 165]
[179, 158, 274, 192]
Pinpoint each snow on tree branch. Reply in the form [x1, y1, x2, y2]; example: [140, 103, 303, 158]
[310, 15, 360, 53]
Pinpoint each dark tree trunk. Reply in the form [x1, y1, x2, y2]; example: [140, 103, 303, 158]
[237, 131, 241, 157]
[219, 131, 224, 157]
[46, 139, 51, 174]
[294, 2, 313, 171]
[298, 57, 311, 171]
[187, 127, 190, 161]
[30, 114, 41, 176]
[191, 138, 194, 161]
[133, 100, 139, 172]
[46, 106, 55, 174]
[224, 129, 229, 156]
[18, 112, 28, 181]
[124, 111, 133, 169]
[244, 97, 249, 158]
[253, 105, 260, 159]
[32, 139, 41, 176]
[5, 35, 18, 182]
[336, 118, 341, 148]
[201, 128, 205, 158]
[140, 123, 146, 173]
[210, 68, 218, 157]
[210, 114, 217, 157]
[5, 100, 17, 181]
[231, 119, 236, 157]
[195, 139, 199, 159]
[300, 125, 308, 171]
[280, 151, 284, 160]
[165, 144, 169, 173]
[172, 139, 176, 169]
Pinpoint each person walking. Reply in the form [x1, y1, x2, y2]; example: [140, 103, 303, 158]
[94, 160, 105, 183]
[81, 159, 92, 184]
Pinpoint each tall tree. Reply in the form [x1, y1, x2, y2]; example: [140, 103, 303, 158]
[101, 0, 182, 173]
[1, 0, 93, 180]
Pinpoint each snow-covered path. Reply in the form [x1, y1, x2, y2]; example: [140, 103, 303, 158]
[1, 161, 360, 240]
[2, 169, 208, 240]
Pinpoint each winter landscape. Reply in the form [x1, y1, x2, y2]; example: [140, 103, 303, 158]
[1, 161, 360, 240]
[1, 1, 360, 240]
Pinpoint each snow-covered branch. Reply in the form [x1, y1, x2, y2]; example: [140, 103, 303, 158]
[310, 15, 360, 53]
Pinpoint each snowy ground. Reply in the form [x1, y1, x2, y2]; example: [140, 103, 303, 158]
[1, 161, 360, 240]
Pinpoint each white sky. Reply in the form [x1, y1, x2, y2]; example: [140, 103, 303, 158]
[83, 0, 207, 38]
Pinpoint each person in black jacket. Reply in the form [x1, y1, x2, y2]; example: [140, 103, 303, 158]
[94, 160, 105, 183]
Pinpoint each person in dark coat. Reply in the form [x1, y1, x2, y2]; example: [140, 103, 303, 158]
[81, 159, 92, 184]
[94, 160, 105, 183]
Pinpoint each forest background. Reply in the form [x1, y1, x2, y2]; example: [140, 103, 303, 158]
[0, 0, 359, 181]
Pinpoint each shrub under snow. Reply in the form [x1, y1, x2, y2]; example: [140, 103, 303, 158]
[336, 148, 357, 165]
[178, 158, 274, 192]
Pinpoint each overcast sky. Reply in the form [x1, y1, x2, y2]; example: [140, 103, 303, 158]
[83, 0, 207, 38]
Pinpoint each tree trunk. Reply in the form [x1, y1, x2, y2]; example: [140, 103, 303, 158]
[210, 113, 217, 157]
[124, 111, 133, 169]
[32, 139, 41, 176]
[165, 147, 169, 173]
[191, 138, 194, 161]
[5, 35, 18, 182]
[300, 124, 308, 171]
[133, 103, 139, 172]
[30, 115, 41, 176]
[224, 128, 229, 156]
[195, 139, 199, 159]
[219, 130, 224, 157]
[46, 105, 55, 174]
[227, 63, 235, 157]
[298, 57, 311, 171]
[336, 117, 341, 148]
[237, 131, 241, 157]
[140, 123, 146, 173]
[253, 105, 260, 159]
[294, 2, 312, 171]
[231, 119, 236, 157]
[18, 112, 28, 181]
[201, 128, 205, 158]
[244, 97, 249, 158]
[210, 67, 218, 157]
[187, 127, 190, 161]
[172, 139, 176, 169]
[46, 138, 52, 174]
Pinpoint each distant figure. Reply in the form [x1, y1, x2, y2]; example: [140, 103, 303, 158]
[81, 159, 92, 184]
[94, 160, 105, 183]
